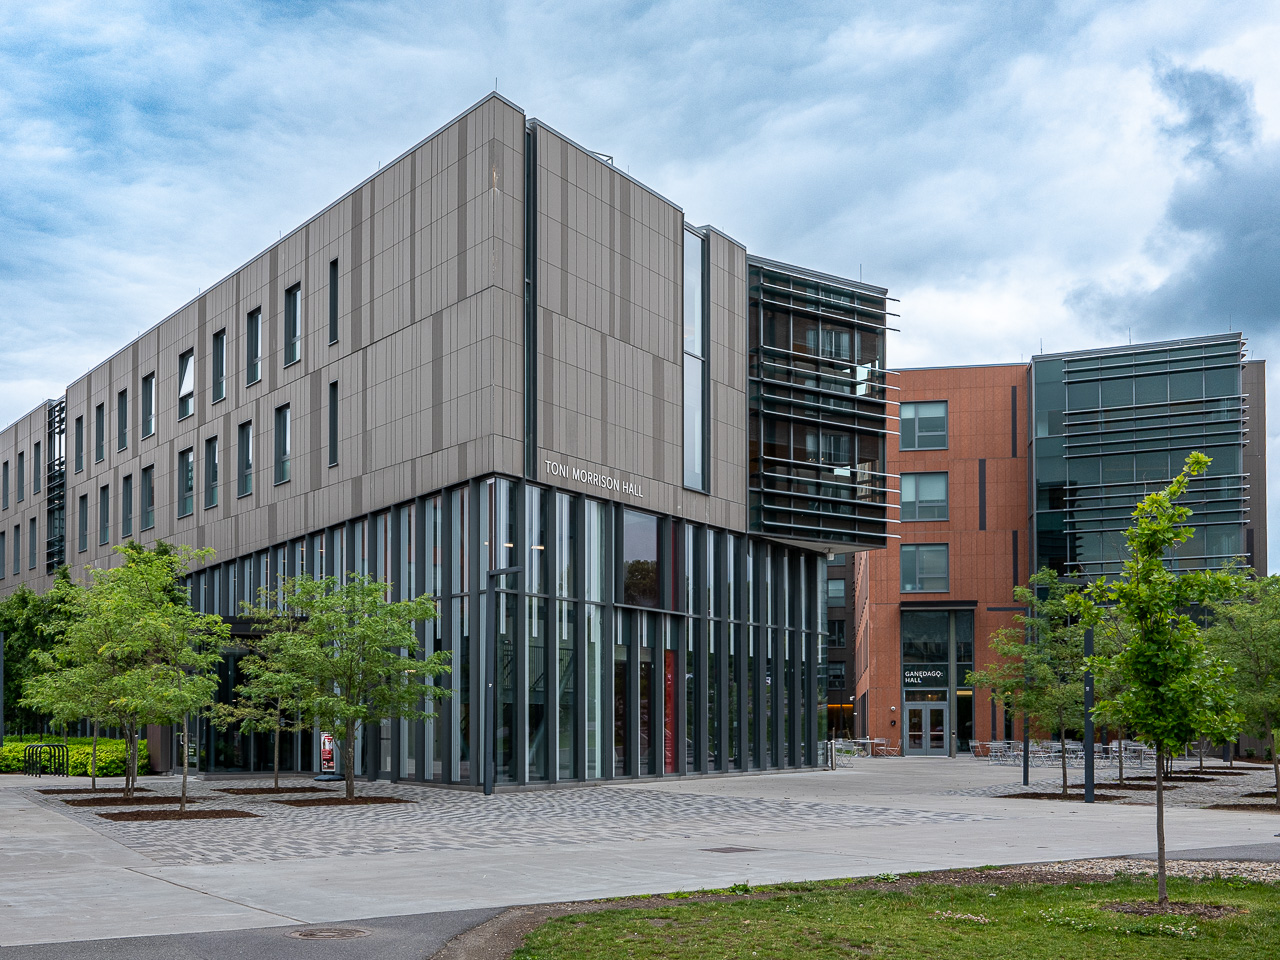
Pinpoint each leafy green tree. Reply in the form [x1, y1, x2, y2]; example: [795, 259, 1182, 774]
[212, 628, 312, 790]
[968, 568, 1114, 797]
[1205, 574, 1280, 805]
[25, 542, 227, 803]
[251, 573, 448, 800]
[1072, 453, 1245, 907]
[0, 575, 69, 735]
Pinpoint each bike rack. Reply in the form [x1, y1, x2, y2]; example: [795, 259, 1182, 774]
[22, 743, 69, 778]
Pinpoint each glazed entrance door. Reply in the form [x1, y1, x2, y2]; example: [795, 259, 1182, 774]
[905, 703, 949, 756]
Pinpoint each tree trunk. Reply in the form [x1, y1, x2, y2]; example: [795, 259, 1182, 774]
[1155, 744, 1168, 907]
[344, 718, 356, 801]
[180, 714, 189, 813]
[1117, 739, 1125, 784]
[123, 725, 134, 800]
[1059, 718, 1069, 798]
[273, 719, 281, 791]
[91, 722, 98, 791]
[1198, 736, 1204, 772]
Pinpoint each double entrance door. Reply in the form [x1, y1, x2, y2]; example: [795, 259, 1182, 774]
[905, 703, 949, 756]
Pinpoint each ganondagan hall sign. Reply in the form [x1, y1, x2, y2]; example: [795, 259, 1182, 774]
[543, 458, 645, 499]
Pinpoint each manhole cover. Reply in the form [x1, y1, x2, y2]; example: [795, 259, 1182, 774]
[287, 927, 371, 940]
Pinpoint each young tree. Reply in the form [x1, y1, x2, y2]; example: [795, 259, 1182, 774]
[212, 628, 312, 791]
[1073, 453, 1244, 907]
[968, 568, 1112, 797]
[24, 542, 226, 803]
[1, 577, 68, 736]
[252, 573, 449, 800]
[1205, 574, 1280, 805]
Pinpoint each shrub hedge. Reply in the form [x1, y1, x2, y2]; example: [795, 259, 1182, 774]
[0, 738, 151, 777]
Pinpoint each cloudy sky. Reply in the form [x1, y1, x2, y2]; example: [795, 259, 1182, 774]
[2, 0, 1277, 562]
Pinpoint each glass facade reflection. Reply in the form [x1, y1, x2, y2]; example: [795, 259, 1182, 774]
[190, 474, 827, 785]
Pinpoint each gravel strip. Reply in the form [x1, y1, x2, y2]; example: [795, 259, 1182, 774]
[1032, 857, 1280, 883]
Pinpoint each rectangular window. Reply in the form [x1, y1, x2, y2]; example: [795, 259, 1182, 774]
[177, 448, 194, 517]
[212, 329, 226, 402]
[246, 309, 262, 384]
[828, 661, 846, 691]
[329, 259, 339, 343]
[28, 517, 36, 569]
[328, 380, 339, 466]
[682, 226, 708, 490]
[284, 283, 301, 365]
[33, 442, 41, 494]
[900, 401, 948, 450]
[827, 577, 846, 605]
[99, 485, 110, 546]
[901, 472, 949, 521]
[900, 543, 950, 593]
[78, 496, 88, 552]
[1, 461, 6, 509]
[14, 524, 20, 571]
[94, 404, 104, 462]
[117, 389, 128, 451]
[74, 416, 84, 470]
[0, 531, 5, 578]
[204, 436, 219, 508]
[237, 421, 253, 496]
[122, 474, 133, 538]
[16, 451, 24, 502]
[141, 373, 155, 437]
[828, 619, 847, 647]
[177, 349, 195, 419]
[274, 405, 291, 484]
[141, 466, 155, 530]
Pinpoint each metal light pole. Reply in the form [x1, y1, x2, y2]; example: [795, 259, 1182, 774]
[484, 566, 521, 797]
[1083, 626, 1095, 803]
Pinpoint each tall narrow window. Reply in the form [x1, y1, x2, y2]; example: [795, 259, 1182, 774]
[205, 437, 219, 508]
[99, 485, 110, 546]
[238, 421, 253, 496]
[329, 259, 339, 343]
[177, 448, 194, 517]
[78, 496, 88, 551]
[122, 474, 133, 538]
[141, 466, 155, 530]
[284, 283, 301, 365]
[33, 442, 41, 494]
[212, 329, 226, 402]
[16, 451, 24, 501]
[28, 517, 36, 569]
[94, 404, 105, 462]
[246, 308, 262, 384]
[141, 373, 155, 437]
[328, 380, 339, 466]
[177, 349, 195, 419]
[274, 405, 291, 484]
[74, 416, 84, 470]
[682, 226, 709, 490]
[117, 389, 128, 450]
[1, 460, 8, 508]
[0, 531, 6, 578]
[14, 524, 21, 570]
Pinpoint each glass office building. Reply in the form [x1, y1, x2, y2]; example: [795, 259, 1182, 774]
[1031, 334, 1254, 577]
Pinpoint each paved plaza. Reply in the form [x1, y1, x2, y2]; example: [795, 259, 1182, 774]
[3, 758, 1279, 952]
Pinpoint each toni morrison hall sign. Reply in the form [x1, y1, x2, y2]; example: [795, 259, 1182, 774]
[543, 458, 646, 499]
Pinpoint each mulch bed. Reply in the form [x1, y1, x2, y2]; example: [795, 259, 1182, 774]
[1102, 900, 1242, 918]
[215, 786, 338, 795]
[273, 795, 416, 807]
[1071, 782, 1165, 792]
[1205, 803, 1280, 813]
[1127, 775, 1215, 783]
[98, 809, 259, 822]
[65, 795, 198, 807]
[1003, 792, 1125, 802]
[1242, 791, 1280, 799]
[37, 787, 153, 795]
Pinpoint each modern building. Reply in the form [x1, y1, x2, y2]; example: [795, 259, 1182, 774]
[834, 335, 1266, 755]
[0, 94, 896, 786]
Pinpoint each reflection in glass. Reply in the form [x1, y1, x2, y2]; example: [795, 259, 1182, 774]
[623, 509, 659, 607]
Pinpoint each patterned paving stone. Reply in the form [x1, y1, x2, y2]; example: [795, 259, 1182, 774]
[22, 777, 1001, 867]
[944, 762, 1278, 807]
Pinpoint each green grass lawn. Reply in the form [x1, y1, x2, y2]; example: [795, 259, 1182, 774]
[512, 876, 1279, 959]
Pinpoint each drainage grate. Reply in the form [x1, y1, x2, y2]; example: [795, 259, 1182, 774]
[702, 846, 758, 854]
[287, 927, 371, 940]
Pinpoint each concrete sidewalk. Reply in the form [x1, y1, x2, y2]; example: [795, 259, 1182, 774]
[3, 759, 1277, 949]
